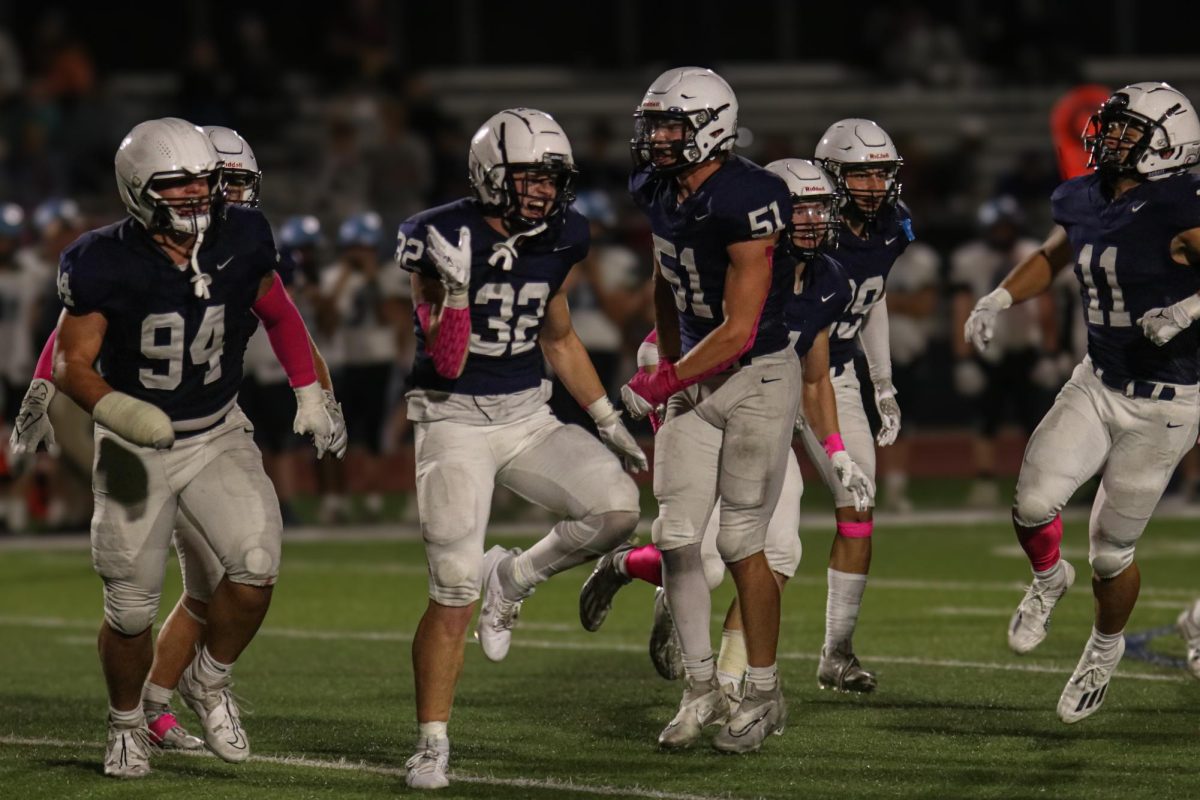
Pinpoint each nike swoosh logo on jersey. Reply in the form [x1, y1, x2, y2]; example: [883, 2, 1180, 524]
[1168, 422, 1184, 428]
[821, 293, 836, 302]
[884, 236, 899, 245]
[552, 245, 573, 252]
[761, 377, 782, 384]
[1131, 201, 1147, 212]
[217, 256, 234, 270]
[693, 210, 711, 221]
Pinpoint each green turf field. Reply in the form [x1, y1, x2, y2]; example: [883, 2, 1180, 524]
[1, 518, 1197, 799]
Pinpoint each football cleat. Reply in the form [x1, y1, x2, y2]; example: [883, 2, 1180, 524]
[104, 717, 152, 779]
[579, 543, 633, 632]
[178, 664, 251, 763]
[1008, 560, 1076, 654]
[1177, 600, 1200, 680]
[476, 545, 531, 662]
[146, 709, 205, 750]
[657, 676, 730, 749]
[649, 587, 683, 681]
[817, 646, 878, 693]
[405, 735, 450, 790]
[1057, 636, 1126, 724]
[712, 679, 786, 754]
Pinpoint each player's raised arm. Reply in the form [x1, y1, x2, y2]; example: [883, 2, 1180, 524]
[965, 225, 1072, 353]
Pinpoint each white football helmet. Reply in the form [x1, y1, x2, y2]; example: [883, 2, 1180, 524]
[765, 158, 840, 257]
[468, 108, 578, 230]
[115, 117, 223, 235]
[1083, 82, 1200, 180]
[204, 125, 261, 207]
[814, 118, 903, 221]
[632, 67, 738, 175]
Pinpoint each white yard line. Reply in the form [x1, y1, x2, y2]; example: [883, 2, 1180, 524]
[0, 736, 728, 800]
[0, 614, 1186, 684]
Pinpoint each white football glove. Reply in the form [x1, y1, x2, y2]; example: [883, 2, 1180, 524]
[293, 383, 334, 458]
[831, 450, 873, 513]
[873, 380, 901, 447]
[323, 389, 348, 459]
[964, 288, 1012, 354]
[1139, 294, 1200, 346]
[8, 379, 57, 456]
[425, 224, 472, 302]
[619, 382, 656, 421]
[588, 397, 648, 473]
[954, 360, 986, 397]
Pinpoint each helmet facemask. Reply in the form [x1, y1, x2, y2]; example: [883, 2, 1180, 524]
[787, 192, 840, 260]
[829, 162, 901, 223]
[141, 168, 224, 237]
[1083, 97, 1159, 181]
[222, 167, 261, 208]
[477, 151, 578, 232]
[631, 107, 732, 176]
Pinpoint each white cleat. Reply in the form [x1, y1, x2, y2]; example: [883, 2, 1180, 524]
[657, 676, 730, 750]
[104, 718, 152, 779]
[1008, 560, 1075, 654]
[1176, 600, 1200, 680]
[405, 736, 450, 790]
[146, 708, 205, 750]
[1057, 637, 1126, 724]
[817, 646, 878, 693]
[712, 679, 787, 754]
[178, 664, 251, 763]
[476, 545, 530, 662]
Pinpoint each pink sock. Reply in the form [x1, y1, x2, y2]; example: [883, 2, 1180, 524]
[836, 521, 873, 539]
[1014, 513, 1062, 573]
[623, 543, 664, 586]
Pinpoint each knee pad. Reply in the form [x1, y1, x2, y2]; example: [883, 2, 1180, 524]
[714, 524, 766, 565]
[1013, 484, 1060, 528]
[765, 531, 802, 578]
[222, 535, 281, 587]
[569, 509, 639, 555]
[1089, 505, 1142, 580]
[102, 580, 161, 636]
[701, 547, 727, 591]
[426, 546, 482, 607]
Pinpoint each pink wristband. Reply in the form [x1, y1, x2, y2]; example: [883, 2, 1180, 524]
[823, 433, 846, 459]
[416, 301, 471, 378]
[34, 329, 56, 381]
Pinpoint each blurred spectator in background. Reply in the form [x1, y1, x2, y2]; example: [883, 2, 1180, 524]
[950, 196, 1059, 507]
[879, 5, 978, 89]
[0, 203, 38, 531]
[324, 0, 395, 87]
[308, 114, 371, 226]
[368, 97, 433, 230]
[21, 198, 84, 345]
[573, 117, 629, 196]
[878, 240, 941, 513]
[178, 38, 233, 128]
[994, 148, 1060, 233]
[228, 13, 289, 142]
[320, 211, 407, 520]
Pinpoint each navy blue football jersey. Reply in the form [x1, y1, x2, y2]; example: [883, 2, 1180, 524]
[827, 203, 914, 367]
[1052, 172, 1200, 386]
[784, 252, 853, 359]
[629, 155, 794, 359]
[57, 206, 278, 425]
[397, 199, 588, 396]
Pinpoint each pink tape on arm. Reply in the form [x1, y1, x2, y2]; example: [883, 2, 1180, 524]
[836, 521, 873, 539]
[34, 329, 56, 381]
[823, 433, 846, 459]
[251, 273, 318, 388]
[416, 301, 470, 379]
[1014, 513, 1063, 573]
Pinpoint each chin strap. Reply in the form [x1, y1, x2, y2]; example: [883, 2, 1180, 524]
[188, 228, 212, 299]
[487, 222, 548, 271]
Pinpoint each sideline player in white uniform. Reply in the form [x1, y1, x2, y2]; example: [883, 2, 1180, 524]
[580, 162, 871, 701]
[619, 67, 800, 754]
[966, 82, 1200, 722]
[798, 119, 912, 692]
[397, 108, 645, 790]
[12, 118, 345, 776]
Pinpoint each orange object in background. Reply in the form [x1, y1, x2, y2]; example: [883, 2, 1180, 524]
[1051, 84, 1112, 180]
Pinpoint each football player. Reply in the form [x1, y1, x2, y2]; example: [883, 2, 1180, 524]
[797, 119, 912, 692]
[397, 108, 645, 790]
[582, 161, 871, 706]
[966, 82, 1200, 722]
[619, 67, 800, 754]
[12, 118, 345, 776]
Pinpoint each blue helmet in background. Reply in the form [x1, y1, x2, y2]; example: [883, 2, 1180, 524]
[32, 197, 84, 236]
[279, 215, 323, 249]
[572, 189, 617, 228]
[337, 211, 384, 250]
[0, 203, 25, 239]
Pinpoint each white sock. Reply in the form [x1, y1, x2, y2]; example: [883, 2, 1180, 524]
[109, 705, 145, 728]
[194, 645, 233, 686]
[142, 681, 173, 714]
[745, 663, 778, 692]
[824, 568, 868, 653]
[682, 653, 715, 683]
[661, 544, 714, 675]
[418, 721, 448, 741]
[1088, 626, 1124, 660]
[1034, 560, 1065, 583]
[716, 629, 747, 690]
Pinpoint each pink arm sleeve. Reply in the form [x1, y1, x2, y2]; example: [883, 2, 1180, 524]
[416, 301, 471, 379]
[34, 329, 56, 381]
[251, 273, 318, 388]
